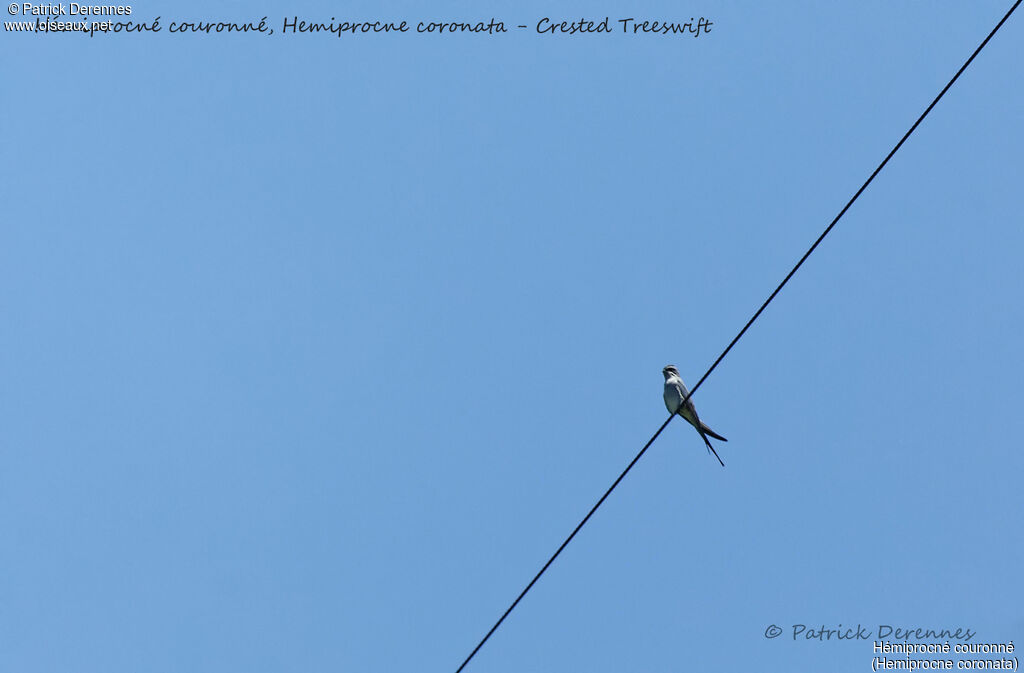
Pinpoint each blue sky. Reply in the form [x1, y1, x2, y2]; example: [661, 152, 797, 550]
[3, 2, 1022, 671]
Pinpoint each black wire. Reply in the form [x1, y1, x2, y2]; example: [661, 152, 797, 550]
[454, 2, 1022, 670]
[454, 412, 676, 673]
[681, 0, 1024, 406]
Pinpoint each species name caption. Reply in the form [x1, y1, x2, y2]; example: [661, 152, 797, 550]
[4, 9, 714, 38]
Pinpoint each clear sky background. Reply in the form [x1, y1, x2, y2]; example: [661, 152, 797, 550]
[3, 2, 1022, 671]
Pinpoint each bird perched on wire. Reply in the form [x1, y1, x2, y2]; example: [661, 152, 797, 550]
[662, 365, 728, 466]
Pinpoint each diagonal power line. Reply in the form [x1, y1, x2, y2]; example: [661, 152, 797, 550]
[454, 2, 1022, 670]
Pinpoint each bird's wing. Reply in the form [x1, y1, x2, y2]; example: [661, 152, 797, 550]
[674, 381, 701, 422]
[700, 422, 728, 442]
[674, 380, 694, 409]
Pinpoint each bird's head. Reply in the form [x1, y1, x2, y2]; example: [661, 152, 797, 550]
[662, 365, 679, 379]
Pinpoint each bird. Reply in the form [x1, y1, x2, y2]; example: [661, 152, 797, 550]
[662, 365, 728, 466]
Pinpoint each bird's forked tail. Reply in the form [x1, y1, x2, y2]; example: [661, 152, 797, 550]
[700, 433, 725, 467]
